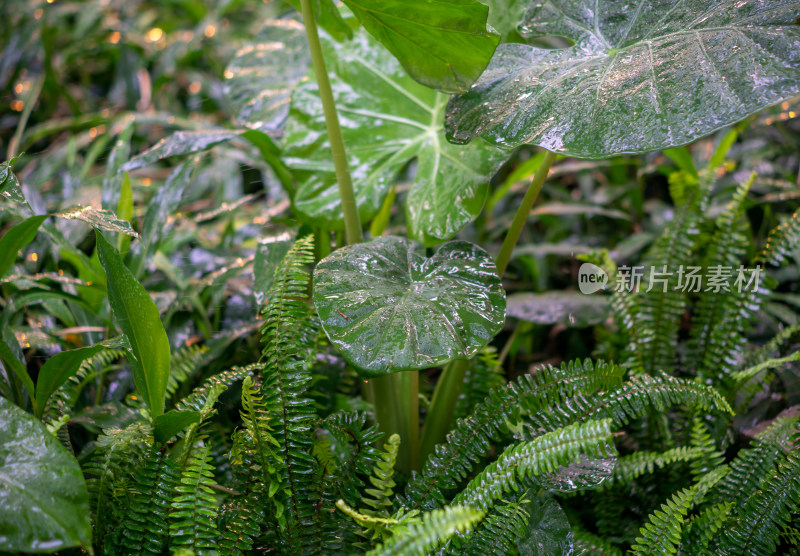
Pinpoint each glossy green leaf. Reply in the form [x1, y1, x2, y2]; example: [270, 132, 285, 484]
[517, 495, 574, 556]
[0, 215, 47, 279]
[480, 0, 529, 42]
[54, 205, 138, 237]
[0, 397, 92, 552]
[119, 130, 243, 172]
[445, 0, 800, 158]
[284, 29, 504, 245]
[34, 344, 104, 419]
[507, 292, 609, 327]
[312, 236, 505, 377]
[0, 158, 28, 207]
[153, 409, 202, 444]
[0, 337, 34, 408]
[95, 231, 171, 418]
[286, 0, 353, 41]
[253, 234, 294, 306]
[224, 18, 311, 132]
[341, 0, 499, 93]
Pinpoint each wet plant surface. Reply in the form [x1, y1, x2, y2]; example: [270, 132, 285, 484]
[1, 0, 800, 554]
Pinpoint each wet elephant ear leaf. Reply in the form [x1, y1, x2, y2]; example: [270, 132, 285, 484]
[445, 0, 800, 158]
[284, 29, 505, 245]
[340, 0, 500, 93]
[0, 397, 92, 553]
[312, 236, 505, 377]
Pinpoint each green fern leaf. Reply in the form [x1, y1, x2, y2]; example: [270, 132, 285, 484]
[366, 506, 483, 556]
[169, 444, 221, 555]
[363, 433, 401, 516]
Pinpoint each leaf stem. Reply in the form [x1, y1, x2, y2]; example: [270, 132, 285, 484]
[418, 358, 470, 465]
[299, 0, 363, 245]
[494, 149, 557, 278]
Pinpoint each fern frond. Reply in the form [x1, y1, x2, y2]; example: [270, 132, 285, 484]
[363, 433, 401, 516]
[632, 179, 705, 374]
[119, 446, 180, 555]
[257, 235, 322, 551]
[688, 418, 725, 478]
[218, 491, 262, 556]
[688, 176, 759, 380]
[630, 484, 697, 555]
[708, 415, 799, 509]
[608, 446, 708, 485]
[680, 501, 734, 554]
[366, 506, 483, 556]
[404, 359, 624, 510]
[46, 348, 125, 418]
[715, 451, 800, 555]
[453, 419, 615, 512]
[758, 209, 800, 266]
[573, 530, 624, 556]
[317, 410, 382, 506]
[169, 444, 221, 555]
[453, 346, 505, 421]
[167, 343, 209, 400]
[446, 498, 529, 556]
[175, 364, 259, 413]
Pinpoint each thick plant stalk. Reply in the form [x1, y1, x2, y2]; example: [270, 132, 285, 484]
[419, 358, 470, 464]
[300, 0, 416, 471]
[495, 149, 557, 278]
[419, 150, 557, 465]
[299, 0, 362, 245]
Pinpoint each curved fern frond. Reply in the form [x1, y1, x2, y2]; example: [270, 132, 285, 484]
[446, 498, 529, 556]
[758, 209, 800, 266]
[630, 484, 698, 555]
[218, 491, 262, 556]
[366, 506, 483, 556]
[169, 444, 220, 555]
[688, 418, 724, 478]
[715, 451, 800, 555]
[363, 433, 400, 516]
[119, 446, 180, 555]
[453, 419, 615, 512]
[175, 364, 259, 414]
[608, 446, 708, 486]
[680, 502, 734, 554]
[404, 359, 624, 510]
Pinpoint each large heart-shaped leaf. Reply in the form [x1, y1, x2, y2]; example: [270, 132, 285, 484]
[0, 397, 92, 552]
[312, 236, 505, 377]
[284, 30, 505, 245]
[341, 0, 500, 93]
[223, 18, 311, 132]
[446, 0, 800, 158]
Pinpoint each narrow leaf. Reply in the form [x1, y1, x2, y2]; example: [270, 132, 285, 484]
[95, 231, 170, 418]
[153, 410, 202, 444]
[34, 345, 104, 419]
[0, 215, 47, 279]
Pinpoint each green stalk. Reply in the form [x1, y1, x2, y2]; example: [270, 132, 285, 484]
[494, 149, 557, 278]
[418, 150, 557, 466]
[300, 0, 414, 471]
[418, 358, 470, 464]
[299, 0, 362, 245]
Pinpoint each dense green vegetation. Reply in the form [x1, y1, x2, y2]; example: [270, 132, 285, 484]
[1, 0, 800, 554]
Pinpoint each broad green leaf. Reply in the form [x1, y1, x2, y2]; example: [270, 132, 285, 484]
[342, 0, 499, 93]
[153, 409, 202, 444]
[480, 0, 528, 42]
[507, 292, 609, 327]
[0, 215, 47, 279]
[284, 29, 505, 245]
[517, 495, 573, 556]
[445, 0, 800, 158]
[224, 18, 311, 132]
[286, 0, 353, 41]
[34, 344, 104, 419]
[96, 231, 171, 418]
[0, 337, 34, 408]
[54, 205, 138, 237]
[0, 397, 92, 552]
[119, 130, 243, 173]
[313, 236, 505, 377]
